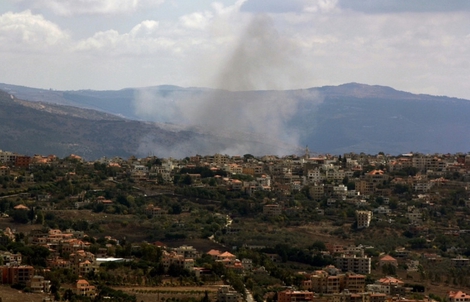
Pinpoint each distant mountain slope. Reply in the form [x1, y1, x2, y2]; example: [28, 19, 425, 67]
[2, 82, 470, 155]
[0, 90, 169, 159]
[0, 90, 296, 159]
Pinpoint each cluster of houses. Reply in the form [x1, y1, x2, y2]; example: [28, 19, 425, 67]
[109, 151, 470, 228]
[0, 226, 111, 297]
[277, 288, 470, 302]
[3, 148, 470, 213]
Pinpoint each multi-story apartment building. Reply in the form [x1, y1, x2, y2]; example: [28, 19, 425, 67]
[213, 154, 230, 166]
[278, 289, 314, 302]
[356, 210, 372, 229]
[174, 245, 199, 259]
[336, 255, 371, 274]
[27, 275, 51, 293]
[309, 184, 325, 201]
[162, 251, 194, 272]
[0, 265, 34, 284]
[0, 150, 17, 163]
[69, 250, 97, 277]
[307, 168, 323, 184]
[217, 285, 241, 302]
[315, 292, 386, 302]
[15, 155, 31, 168]
[303, 271, 365, 294]
[325, 169, 346, 182]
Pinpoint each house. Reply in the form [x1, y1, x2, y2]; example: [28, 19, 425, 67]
[406, 208, 423, 225]
[377, 276, 404, 287]
[13, 204, 29, 211]
[76, 279, 96, 297]
[448, 291, 470, 302]
[241, 258, 253, 270]
[379, 255, 398, 268]
[146, 205, 166, 217]
[451, 256, 470, 268]
[162, 251, 194, 272]
[207, 249, 222, 258]
[0, 166, 10, 176]
[27, 275, 51, 293]
[174, 245, 199, 259]
[263, 204, 282, 216]
[217, 285, 242, 302]
[0, 251, 22, 265]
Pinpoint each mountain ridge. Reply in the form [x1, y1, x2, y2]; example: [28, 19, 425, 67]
[1, 82, 470, 157]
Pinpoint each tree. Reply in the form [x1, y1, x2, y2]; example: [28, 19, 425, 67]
[170, 203, 182, 215]
[12, 209, 29, 224]
[382, 263, 397, 275]
[243, 154, 255, 161]
[201, 290, 211, 302]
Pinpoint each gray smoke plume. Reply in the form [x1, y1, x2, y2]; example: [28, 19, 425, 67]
[134, 15, 320, 157]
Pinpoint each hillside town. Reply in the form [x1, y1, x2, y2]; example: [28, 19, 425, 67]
[1, 147, 470, 302]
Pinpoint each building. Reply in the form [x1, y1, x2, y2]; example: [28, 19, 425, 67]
[367, 277, 407, 295]
[309, 184, 325, 201]
[263, 204, 282, 216]
[0, 150, 17, 163]
[278, 289, 314, 302]
[448, 291, 470, 302]
[315, 292, 386, 302]
[15, 156, 31, 168]
[145, 205, 166, 217]
[162, 251, 194, 272]
[336, 255, 371, 274]
[76, 279, 96, 297]
[0, 265, 34, 284]
[0, 166, 10, 176]
[69, 250, 98, 276]
[0, 251, 22, 265]
[307, 169, 323, 184]
[302, 271, 365, 294]
[217, 285, 241, 302]
[174, 245, 199, 259]
[27, 275, 51, 293]
[379, 255, 398, 268]
[356, 211, 372, 229]
[451, 257, 470, 268]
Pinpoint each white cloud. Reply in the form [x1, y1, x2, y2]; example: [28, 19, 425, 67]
[14, 0, 164, 16]
[1, 0, 470, 100]
[179, 11, 213, 30]
[0, 10, 69, 52]
[74, 1, 248, 59]
[129, 20, 160, 36]
[75, 26, 178, 56]
[304, 0, 338, 13]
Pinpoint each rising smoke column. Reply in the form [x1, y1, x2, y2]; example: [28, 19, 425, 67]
[181, 14, 312, 155]
[134, 14, 319, 157]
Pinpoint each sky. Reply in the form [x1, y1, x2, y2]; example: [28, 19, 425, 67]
[1, 0, 470, 99]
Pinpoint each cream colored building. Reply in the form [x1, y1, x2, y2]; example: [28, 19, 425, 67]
[356, 210, 372, 229]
